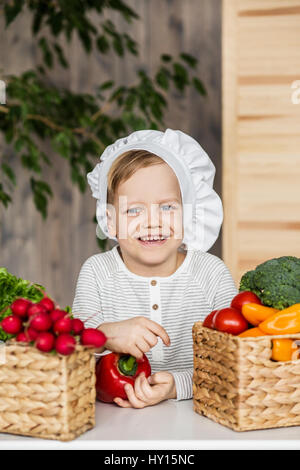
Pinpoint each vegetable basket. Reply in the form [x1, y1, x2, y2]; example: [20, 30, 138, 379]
[0, 341, 96, 441]
[192, 322, 300, 432]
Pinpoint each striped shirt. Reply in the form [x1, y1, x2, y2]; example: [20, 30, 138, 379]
[72, 244, 238, 401]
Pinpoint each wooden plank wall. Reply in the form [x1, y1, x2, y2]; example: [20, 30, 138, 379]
[0, 0, 222, 307]
[222, 0, 300, 285]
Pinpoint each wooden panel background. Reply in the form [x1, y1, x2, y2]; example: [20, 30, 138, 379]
[222, 0, 300, 285]
[0, 0, 222, 307]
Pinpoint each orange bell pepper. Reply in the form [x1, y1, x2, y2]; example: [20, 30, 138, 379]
[241, 303, 278, 326]
[239, 327, 266, 338]
[271, 339, 300, 362]
[259, 303, 300, 335]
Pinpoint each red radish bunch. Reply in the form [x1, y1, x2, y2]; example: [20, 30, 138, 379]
[0, 294, 107, 356]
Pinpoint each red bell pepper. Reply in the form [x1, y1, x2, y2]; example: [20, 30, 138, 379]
[95, 352, 152, 403]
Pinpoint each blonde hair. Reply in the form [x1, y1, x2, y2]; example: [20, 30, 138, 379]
[105, 149, 165, 205]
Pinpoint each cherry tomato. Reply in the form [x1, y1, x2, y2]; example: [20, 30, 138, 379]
[203, 310, 219, 329]
[230, 291, 262, 313]
[214, 307, 248, 335]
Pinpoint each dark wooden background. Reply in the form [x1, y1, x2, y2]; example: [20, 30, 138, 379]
[0, 0, 222, 307]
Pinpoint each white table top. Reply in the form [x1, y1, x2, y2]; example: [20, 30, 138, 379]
[0, 399, 300, 450]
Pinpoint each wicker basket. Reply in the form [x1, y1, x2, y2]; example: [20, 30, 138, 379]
[0, 341, 96, 441]
[192, 322, 300, 432]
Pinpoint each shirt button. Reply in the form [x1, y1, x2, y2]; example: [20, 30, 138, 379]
[152, 304, 159, 310]
[151, 280, 157, 286]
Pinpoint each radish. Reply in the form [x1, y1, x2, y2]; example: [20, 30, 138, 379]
[53, 316, 72, 334]
[55, 333, 76, 355]
[50, 309, 67, 323]
[25, 327, 39, 341]
[11, 298, 32, 318]
[35, 332, 55, 352]
[16, 331, 30, 342]
[28, 312, 52, 331]
[80, 328, 107, 348]
[38, 297, 55, 312]
[72, 318, 84, 335]
[1, 315, 23, 334]
[27, 303, 47, 318]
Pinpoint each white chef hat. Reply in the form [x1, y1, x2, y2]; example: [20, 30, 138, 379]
[87, 128, 223, 252]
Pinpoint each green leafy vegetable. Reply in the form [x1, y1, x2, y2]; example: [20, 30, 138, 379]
[0, 267, 46, 341]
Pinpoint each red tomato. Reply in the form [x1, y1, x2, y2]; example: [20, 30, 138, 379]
[214, 307, 248, 335]
[230, 291, 262, 313]
[203, 310, 219, 329]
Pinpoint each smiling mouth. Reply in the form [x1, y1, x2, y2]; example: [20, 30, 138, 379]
[137, 237, 170, 246]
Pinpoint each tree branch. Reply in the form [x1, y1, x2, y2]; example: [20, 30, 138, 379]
[0, 104, 103, 146]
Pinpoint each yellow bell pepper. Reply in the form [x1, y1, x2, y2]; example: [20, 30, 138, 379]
[271, 339, 300, 361]
[259, 303, 300, 335]
[239, 327, 266, 338]
[241, 303, 278, 326]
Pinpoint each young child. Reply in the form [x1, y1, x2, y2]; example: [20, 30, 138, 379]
[72, 128, 238, 408]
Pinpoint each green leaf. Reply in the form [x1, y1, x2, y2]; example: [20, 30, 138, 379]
[4, 0, 25, 27]
[150, 102, 163, 121]
[112, 35, 124, 56]
[51, 132, 71, 159]
[124, 92, 136, 110]
[1, 163, 16, 186]
[102, 19, 117, 35]
[108, 1, 139, 22]
[96, 35, 110, 53]
[155, 68, 170, 90]
[32, 10, 44, 34]
[21, 150, 42, 173]
[123, 34, 138, 55]
[48, 12, 64, 36]
[9, 105, 22, 120]
[78, 29, 92, 53]
[161, 54, 172, 63]
[4, 127, 15, 144]
[33, 180, 53, 197]
[14, 135, 28, 152]
[30, 177, 53, 219]
[38, 37, 53, 69]
[180, 53, 198, 69]
[109, 86, 126, 103]
[34, 192, 47, 218]
[40, 152, 52, 166]
[122, 111, 146, 130]
[0, 183, 12, 208]
[20, 103, 29, 119]
[98, 81, 114, 91]
[37, 65, 46, 76]
[172, 62, 189, 91]
[53, 43, 69, 68]
[192, 77, 207, 96]
[149, 121, 159, 130]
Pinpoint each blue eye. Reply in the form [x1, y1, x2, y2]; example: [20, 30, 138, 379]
[127, 207, 141, 215]
[127, 204, 177, 215]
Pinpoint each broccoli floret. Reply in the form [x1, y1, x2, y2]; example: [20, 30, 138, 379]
[239, 256, 300, 309]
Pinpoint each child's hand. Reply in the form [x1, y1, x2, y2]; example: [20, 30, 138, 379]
[98, 317, 170, 359]
[113, 371, 177, 408]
